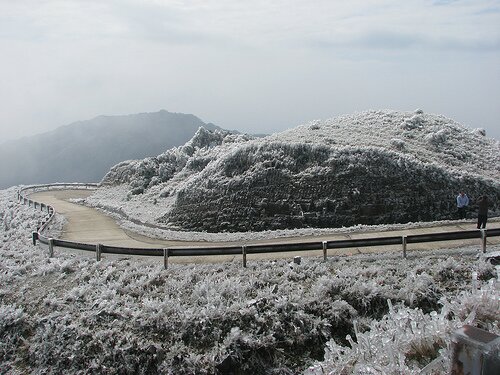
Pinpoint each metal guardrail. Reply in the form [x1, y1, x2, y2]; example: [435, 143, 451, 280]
[18, 184, 500, 269]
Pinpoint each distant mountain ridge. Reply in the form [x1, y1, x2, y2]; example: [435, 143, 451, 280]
[99, 109, 500, 232]
[0, 110, 221, 189]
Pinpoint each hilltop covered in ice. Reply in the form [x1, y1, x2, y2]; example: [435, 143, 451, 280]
[95, 109, 500, 233]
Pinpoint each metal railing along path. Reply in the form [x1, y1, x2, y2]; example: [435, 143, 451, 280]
[18, 184, 500, 269]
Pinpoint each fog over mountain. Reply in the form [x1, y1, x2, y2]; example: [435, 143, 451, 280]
[0, 110, 220, 189]
[97, 109, 500, 233]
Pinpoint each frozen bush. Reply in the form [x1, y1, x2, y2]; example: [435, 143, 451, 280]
[309, 120, 321, 130]
[472, 128, 486, 136]
[4, 190, 497, 375]
[424, 129, 448, 146]
[307, 274, 500, 374]
[0, 304, 31, 373]
[390, 138, 405, 150]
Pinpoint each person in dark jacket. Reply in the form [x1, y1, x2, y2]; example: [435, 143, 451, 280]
[477, 195, 488, 229]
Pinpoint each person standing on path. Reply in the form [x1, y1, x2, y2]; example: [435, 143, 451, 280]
[456, 191, 469, 219]
[477, 195, 488, 229]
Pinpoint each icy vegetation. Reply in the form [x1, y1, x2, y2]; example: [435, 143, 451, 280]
[94, 110, 500, 233]
[1, 187, 500, 374]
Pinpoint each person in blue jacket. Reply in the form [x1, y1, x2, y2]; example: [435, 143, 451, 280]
[456, 191, 469, 219]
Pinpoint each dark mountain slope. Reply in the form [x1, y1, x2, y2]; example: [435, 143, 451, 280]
[0, 110, 219, 188]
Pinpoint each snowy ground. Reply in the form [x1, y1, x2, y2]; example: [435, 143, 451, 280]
[1, 186, 499, 374]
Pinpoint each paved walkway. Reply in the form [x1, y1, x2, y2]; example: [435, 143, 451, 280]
[30, 189, 500, 264]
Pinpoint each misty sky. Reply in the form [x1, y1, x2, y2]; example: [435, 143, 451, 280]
[1, 0, 499, 141]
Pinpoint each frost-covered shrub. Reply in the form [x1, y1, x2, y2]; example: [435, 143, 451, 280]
[390, 138, 405, 150]
[185, 156, 212, 172]
[309, 120, 321, 130]
[220, 142, 330, 178]
[424, 129, 448, 146]
[472, 128, 486, 136]
[184, 126, 225, 152]
[1, 191, 499, 374]
[101, 127, 253, 197]
[0, 304, 30, 371]
[401, 114, 424, 130]
[307, 270, 500, 374]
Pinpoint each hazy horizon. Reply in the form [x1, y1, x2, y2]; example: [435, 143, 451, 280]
[1, 107, 498, 145]
[1, 1, 499, 142]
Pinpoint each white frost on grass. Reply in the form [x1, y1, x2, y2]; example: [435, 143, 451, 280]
[1, 186, 500, 374]
[306, 278, 500, 374]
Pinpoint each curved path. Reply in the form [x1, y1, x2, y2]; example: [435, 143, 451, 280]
[30, 189, 500, 263]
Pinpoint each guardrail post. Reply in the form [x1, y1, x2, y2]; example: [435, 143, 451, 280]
[402, 235, 407, 258]
[96, 244, 102, 261]
[32, 231, 38, 245]
[242, 245, 247, 268]
[322, 241, 327, 261]
[48, 238, 54, 258]
[480, 229, 487, 253]
[163, 248, 169, 269]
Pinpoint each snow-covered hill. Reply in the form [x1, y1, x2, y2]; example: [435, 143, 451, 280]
[98, 110, 500, 233]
